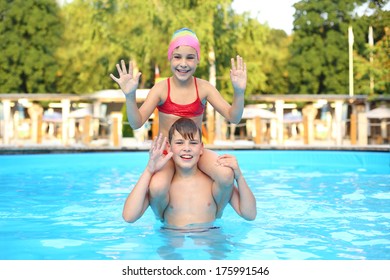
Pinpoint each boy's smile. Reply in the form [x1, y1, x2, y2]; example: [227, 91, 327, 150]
[180, 154, 193, 160]
[169, 130, 203, 168]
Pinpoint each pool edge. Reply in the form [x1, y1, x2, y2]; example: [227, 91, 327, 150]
[0, 144, 388, 155]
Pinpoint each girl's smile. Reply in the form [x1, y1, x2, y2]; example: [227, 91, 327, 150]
[170, 46, 199, 79]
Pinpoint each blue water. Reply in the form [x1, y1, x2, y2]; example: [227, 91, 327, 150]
[0, 150, 389, 260]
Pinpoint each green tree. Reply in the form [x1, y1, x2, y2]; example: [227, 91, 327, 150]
[57, 0, 189, 93]
[106, 0, 164, 89]
[261, 29, 291, 95]
[373, 26, 390, 95]
[56, 0, 121, 93]
[0, 0, 63, 93]
[353, 8, 390, 95]
[212, 3, 243, 101]
[55, 0, 289, 98]
[288, 0, 357, 94]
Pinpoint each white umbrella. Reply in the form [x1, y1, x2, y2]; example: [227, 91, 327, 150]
[284, 112, 302, 123]
[242, 107, 276, 119]
[366, 106, 390, 119]
[43, 111, 62, 122]
[69, 108, 92, 118]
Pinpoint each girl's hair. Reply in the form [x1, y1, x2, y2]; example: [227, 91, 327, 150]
[167, 28, 200, 60]
[168, 118, 202, 143]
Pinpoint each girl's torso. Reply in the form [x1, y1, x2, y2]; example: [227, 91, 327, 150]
[157, 77, 206, 135]
[158, 113, 203, 137]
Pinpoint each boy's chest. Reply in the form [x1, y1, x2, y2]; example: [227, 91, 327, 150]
[169, 178, 215, 209]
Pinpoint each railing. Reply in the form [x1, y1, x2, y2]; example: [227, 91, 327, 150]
[1, 93, 389, 148]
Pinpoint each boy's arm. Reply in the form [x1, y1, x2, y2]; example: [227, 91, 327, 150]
[122, 134, 173, 222]
[122, 169, 153, 223]
[229, 174, 257, 221]
[217, 154, 256, 221]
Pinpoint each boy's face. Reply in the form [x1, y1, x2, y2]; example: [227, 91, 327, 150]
[169, 129, 203, 169]
[170, 46, 199, 80]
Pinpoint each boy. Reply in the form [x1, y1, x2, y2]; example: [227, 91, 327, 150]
[122, 118, 256, 229]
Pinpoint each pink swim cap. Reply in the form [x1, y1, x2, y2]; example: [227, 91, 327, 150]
[167, 28, 200, 60]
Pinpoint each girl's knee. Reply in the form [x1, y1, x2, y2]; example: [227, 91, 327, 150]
[215, 166, 234, 187]
[199, 149, 234, 185]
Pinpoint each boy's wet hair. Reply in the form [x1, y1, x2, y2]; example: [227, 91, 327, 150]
[168, 118, 202, 143]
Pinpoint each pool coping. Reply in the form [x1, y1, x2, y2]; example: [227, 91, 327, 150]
[0, 144, 388, 154]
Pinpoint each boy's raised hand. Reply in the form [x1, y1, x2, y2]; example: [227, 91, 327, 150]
[147, 134, 173, 174]
[230, 55, 247, 95]
[110, 60, 142, 96]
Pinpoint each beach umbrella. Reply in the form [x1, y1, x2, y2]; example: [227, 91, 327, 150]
[366, 106, 390, 119]
[242, 107, 276, 119]
[69, 108, 92, 118]
[283, 112, 303, 123]
[43, 111, 62, 122]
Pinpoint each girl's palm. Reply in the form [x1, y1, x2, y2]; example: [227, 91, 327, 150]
[230, 55, 247, 93]
[110, 60, 141, 95]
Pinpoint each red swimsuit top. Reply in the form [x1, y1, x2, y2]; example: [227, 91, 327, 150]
[157, 77, 206, 118]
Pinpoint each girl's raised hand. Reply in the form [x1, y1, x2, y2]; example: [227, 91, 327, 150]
[230, 55, 247, 95]
[110, 60, 142, 96]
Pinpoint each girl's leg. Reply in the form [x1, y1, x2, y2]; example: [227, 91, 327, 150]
[198, 149, 234, 218]
[148, 159, 175, 221]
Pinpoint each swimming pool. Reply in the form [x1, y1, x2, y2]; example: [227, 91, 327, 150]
[0, 150, 389, 260]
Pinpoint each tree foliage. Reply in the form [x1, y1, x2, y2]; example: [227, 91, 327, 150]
[0, 0, 63, 93]
[288, 0, 389, 95]
[289, 0, 357, 94]
[353, 7, 390, 95]
[1, 0, 388, 97]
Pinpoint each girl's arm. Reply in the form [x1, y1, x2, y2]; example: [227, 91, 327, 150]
[110, 60, 161, 129]
[205, 56, 247, 124]
[122, 134, 173, 222]
[229, 174, 257, 221]
[217, 154, 256, 221]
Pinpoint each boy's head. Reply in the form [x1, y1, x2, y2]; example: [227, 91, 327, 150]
[168, 118, 203, 167]
[167, 28, 200, 61]
[168, 118, 202, 144]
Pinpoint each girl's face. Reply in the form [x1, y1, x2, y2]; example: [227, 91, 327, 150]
[170, 46, 199, 80]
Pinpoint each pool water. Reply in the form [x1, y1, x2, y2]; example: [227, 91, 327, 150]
[0, 150, 389, 260]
